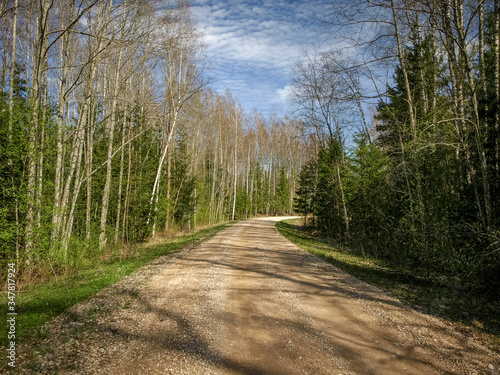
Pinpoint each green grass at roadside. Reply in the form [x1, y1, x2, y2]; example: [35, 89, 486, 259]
[276, 219, 500, 350]
[0, 223, 228, 349]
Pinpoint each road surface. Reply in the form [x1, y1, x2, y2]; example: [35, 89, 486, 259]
[31, 217, 499, 374]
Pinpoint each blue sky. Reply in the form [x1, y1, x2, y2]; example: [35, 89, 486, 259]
[190, 0, 336, 118]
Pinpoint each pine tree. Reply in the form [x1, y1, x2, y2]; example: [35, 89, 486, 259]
[294, 160, 318, 222]
[275, 167, 290, 215]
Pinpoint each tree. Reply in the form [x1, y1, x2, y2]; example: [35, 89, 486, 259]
[148, 0, 205, 237]
[275, 167, 291, 215]
[0, 0, 308, 282]
[294, 159, 318, 224]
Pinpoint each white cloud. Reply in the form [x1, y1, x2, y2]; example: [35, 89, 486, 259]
[190, 0, 337, 117]
[192, 1, 324, 64]
[272, 84, 293, 104]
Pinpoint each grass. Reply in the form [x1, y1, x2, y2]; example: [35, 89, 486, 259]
[276, 218, 500, 351]
[0, 223, 228, 350]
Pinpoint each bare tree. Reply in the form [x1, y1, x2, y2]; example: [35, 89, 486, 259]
[148, 0, 205, 236]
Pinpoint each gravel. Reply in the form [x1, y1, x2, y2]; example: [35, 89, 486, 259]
[16, 217, 500, 375]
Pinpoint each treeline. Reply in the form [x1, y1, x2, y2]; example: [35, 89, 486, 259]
[293, 0, 500, 290]
[0, 0, 306, 279]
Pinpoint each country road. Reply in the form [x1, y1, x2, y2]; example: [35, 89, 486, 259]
[30, 217, 499, 374]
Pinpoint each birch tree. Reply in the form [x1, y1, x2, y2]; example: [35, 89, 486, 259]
[148, 1, 205, 236]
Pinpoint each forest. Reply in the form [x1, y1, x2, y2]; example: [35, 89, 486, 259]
[0, 0, 307, 280]
[292, 0, 500, 293]
[0, 0, 499, 295]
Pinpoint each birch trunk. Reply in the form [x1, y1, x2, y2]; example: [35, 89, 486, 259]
[391, 0, 425, 219]
[51, 2, 74, 246]
[25, 0, 51, 265]
[115, 105, 127, 243]
[99, 45, 124, 251]
[8, 0, 18, 136]
[122, 126, 132, 241]
[7, 0, 19, 260]
[61, 125, 85, 258]
[85, 98, 95, 244]
[231, 110, 238, 221]
[455, 0, 492, 228]
[209, 130, 218, 224]
[164, 146, 172, 232]
[441, 0, 486, 228]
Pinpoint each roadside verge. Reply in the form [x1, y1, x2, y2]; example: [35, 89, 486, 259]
[276, 218, 500, 353]
[0, 223, 229, 363]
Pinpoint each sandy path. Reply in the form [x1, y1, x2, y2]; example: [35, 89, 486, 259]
[28, 217, 499, 374]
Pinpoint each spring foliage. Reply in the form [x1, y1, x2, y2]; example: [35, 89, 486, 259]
[0, 0, 304, 280]
[293, 0, 500, 292]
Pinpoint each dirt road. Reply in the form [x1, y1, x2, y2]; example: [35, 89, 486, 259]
[31, 217, 499, 374]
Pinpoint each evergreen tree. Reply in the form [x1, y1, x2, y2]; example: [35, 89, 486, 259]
[294, 159, 318, 222]
[0, 66, 29, 270]
[275, 167, 291, 215]
[170, 133, 196, 230]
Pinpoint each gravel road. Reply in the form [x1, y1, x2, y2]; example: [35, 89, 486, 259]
[29, 217, 500, 375]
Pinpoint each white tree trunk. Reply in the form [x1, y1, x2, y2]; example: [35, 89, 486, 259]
[99, 45, 124, 251]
